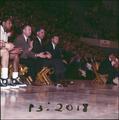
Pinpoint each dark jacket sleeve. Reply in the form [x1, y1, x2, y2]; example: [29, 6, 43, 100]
[32, 38, 46, 53]
[45, 43, 62, 59]
[23, 50, 36, 58]
[32, 39, 39, 53]
[98, 59, 112, 74]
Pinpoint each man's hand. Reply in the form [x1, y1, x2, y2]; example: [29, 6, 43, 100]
[0, 40, 5, 48]
[45, 52, 52, 59]
[10, 47, 23, 54]
[36, 52, 47, 58]
[79, 69, 86, 77]
[5, 42, 14, 51]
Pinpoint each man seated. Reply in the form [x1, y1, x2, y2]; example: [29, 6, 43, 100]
[98, 53, 119, 85]
[14, 24, 49, 82]
[32, 27, 52, 70]
[111, 55, 119, 85]
[45, 35, 66, 86]
[0, 16, 21, 87]
[0, 42, 9, 86]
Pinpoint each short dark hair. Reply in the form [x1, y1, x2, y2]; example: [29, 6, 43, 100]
[51, 34, 60, 39]
[35, 27, 45, 33]
[1, 16, 13, 23]
[21, 23, 32, 30]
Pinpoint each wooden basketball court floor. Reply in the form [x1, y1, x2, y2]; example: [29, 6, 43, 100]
[1, 80, 119, 119]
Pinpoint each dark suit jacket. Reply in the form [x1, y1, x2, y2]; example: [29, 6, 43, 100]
[14, 34, 35, 58]
[98, 58, 113, 74]
[46, 42, 62, 59]
[32, 37, 45, 53]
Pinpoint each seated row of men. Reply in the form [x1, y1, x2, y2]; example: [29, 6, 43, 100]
[0, 17, 65, 87]
[0, 17, 118, 88]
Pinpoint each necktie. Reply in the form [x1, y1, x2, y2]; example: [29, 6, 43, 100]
[26, 39, 29, 43]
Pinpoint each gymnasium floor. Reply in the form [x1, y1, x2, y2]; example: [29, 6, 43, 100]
[1, 80, 119, 119]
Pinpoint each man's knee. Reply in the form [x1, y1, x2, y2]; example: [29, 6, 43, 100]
[5, 43, 14, 51]
[0, 48, 9, 57]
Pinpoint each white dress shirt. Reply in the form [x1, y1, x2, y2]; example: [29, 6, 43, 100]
[52, 42, 56, 50]
[0, 25, 8, 42]
[23, 34, 28, 42]
[37, 36, 42, 45]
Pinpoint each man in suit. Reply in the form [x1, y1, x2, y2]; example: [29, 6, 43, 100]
[14, 24, 47, 82]
[46, 35, 66, 85]
[98, 54, 118, 85]
[32, 28, 52, 70]
[32, 28, 45, 53]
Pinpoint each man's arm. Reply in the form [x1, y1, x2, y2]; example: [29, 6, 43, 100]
[0, 40, 5, 48]
[0, 40, 14, 51]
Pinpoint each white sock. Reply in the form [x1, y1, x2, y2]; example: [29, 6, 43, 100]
[12, 72, 18, 79]
[1, 68, 8, 79]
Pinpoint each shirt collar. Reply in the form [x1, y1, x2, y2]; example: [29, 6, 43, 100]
[52, 42, 56, 49]
[0, 25, 5, 32]
[37, 36, 42, 44]
[23, 34, 28, 42]
[109, 57, 111, 62]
